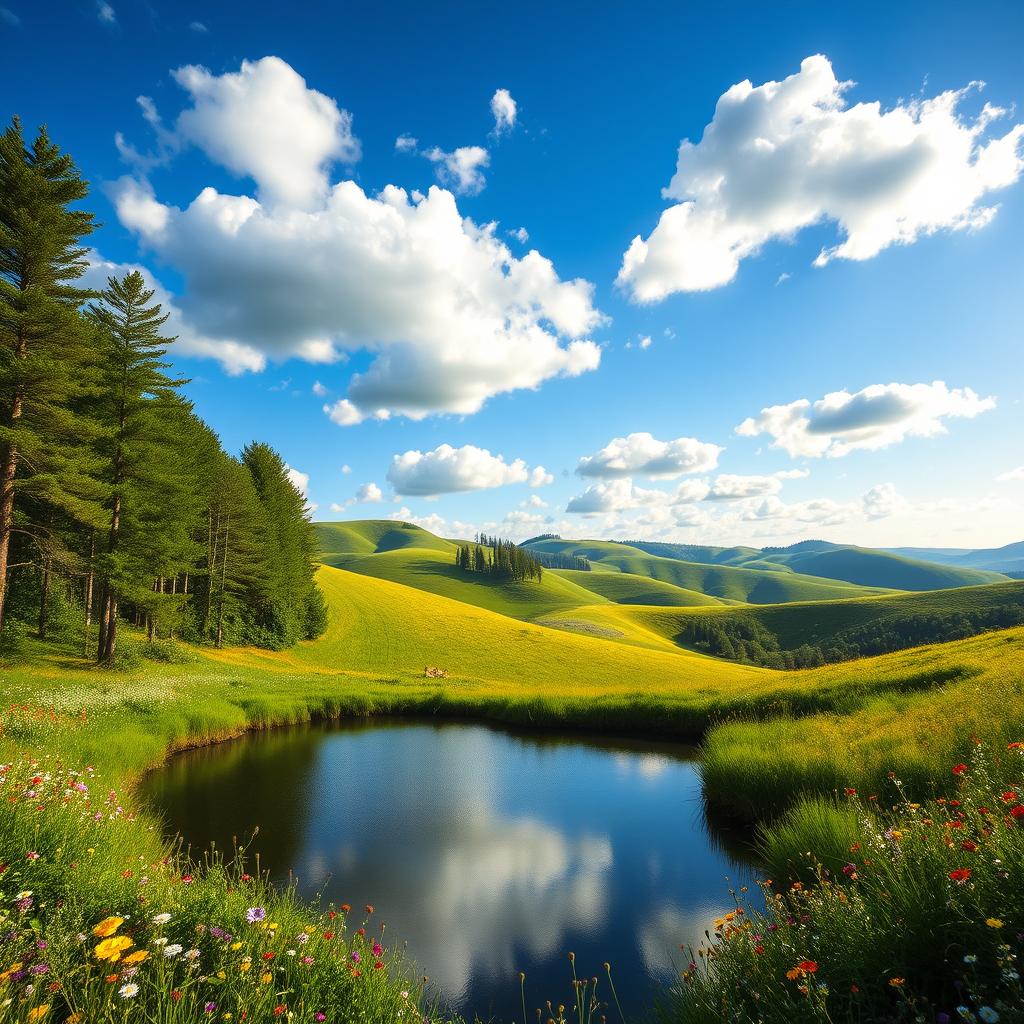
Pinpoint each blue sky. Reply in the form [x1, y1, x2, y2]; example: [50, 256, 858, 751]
[3, 0, 1023, 547]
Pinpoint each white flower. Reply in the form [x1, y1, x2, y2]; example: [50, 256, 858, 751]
[151, 912, 171, 925]
[163, 943, 184, 958]
[119, 983, 139, 999]
[153, 937, 169, 947]
[183, 948, 200, 961]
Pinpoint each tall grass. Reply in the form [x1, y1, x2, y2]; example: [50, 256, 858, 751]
[670, 744, 1024, 1023]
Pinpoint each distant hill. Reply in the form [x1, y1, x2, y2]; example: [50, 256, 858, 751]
[587, 537, 1009, 591]
[520, 537, 894, 603]
[887, 541, 1024, 576]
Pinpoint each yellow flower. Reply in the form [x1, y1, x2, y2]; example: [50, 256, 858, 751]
[92, 917, 124, 938]
[0, 962, 25, 984]
[27, 1007, 50, 1022]
[239, 958, 252, 973]
[889, 977, 905, 987]
[230, 942, 242, 951]
[94, 935, 134, 962]
[67, 1015, 83, 1024]
[260, 972, 273, 984]
[786, 968, 802, 981]
[217, 970, 226, 979]
[986, 918, 1004, 929]
[123, 950, 149, 965]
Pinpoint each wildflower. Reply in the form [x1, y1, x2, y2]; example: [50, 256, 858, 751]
[95, 935, 134, 961]
[93, 916, 124, 938]
[952, 764, 967, 776]
[340, 904, 351, 913]
[152, 913, 171, 925]
[987, 918, 1004, 929]
[205, 1002, 217, 1014]
[123, 950, 149, 965]
[27, 1006, 49, 1021]
[351, 951, 361, 963]
[260, 972, 273, 985]
[119, 983, 140, 998]
[1001, 791, 1017, 803]
[962, 840, 979, 852]
[316, 1015, 327, 1022]
[26, 851, 39, 860]
[365, 904, 374, 914]
[949, 868, 972, 883]
[163, 944, 184, 958]
[372, 942, 383, 957]
[889, 977, 905, 986]
[797, 960, 818, 973]
[1010, 806, 1024, 819]
[246, 907, 266, 923]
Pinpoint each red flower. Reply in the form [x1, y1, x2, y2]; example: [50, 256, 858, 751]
[340, 904, 351, 914]
[374, 961, 384, 970]
[262, 952, 275, 961]
[844, 788, 857, 796]
[1008, 742, 1023, 750]
[323, 931, 334, 941]
[961, 840, 979, 852]
[797, 960, 818, 973]
[365, 905, 374, 915]
[171, 991, 182, 1002]
[1001, 791, 1017, 803]
[952, 764, 967, 776]
[949, 868, 972, 883]
[274, 1008, 286, 1017]
[1010, 805, 1024, 819]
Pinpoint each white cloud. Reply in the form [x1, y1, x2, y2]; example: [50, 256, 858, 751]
[172, 56, 360, 210]
[618, 54, 1024, 300]
[566, 478, 705, 516]
[387, 443, 543, 496]
[736, 381, 996, 457]
[285, 464, 309, 497]
[997, 466, 1024, 482]
[576, 432, 722, 480]
[529, 465, 554, 488]
[111, 58, 602, 415]
[707, 473, 783, 500]
[340, 464, 352, 474]
[522, 494, 548, 509]
[423, 145, 490, 195]
[189, 20, 207, 33]
[311, 380, 328, 397]
[638, 335, 652, 350]
[509, 226, 529, 243]
[491, 88, 517, 135]
[739, 495, 853, 526]
[97, 1, 115, 23]
[862, 482, 904, 520]
[394, 134, 418, 153]
[352, 481, 384, 504]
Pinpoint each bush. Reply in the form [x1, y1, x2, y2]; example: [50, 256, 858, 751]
[141, 639, 197, 664]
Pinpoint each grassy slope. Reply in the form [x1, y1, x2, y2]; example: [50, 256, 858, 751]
[524, 537, 894, 603]
[550, 567, 726, 607]
[537, 536, 1010, 590]
[589, 579, 1024, 653]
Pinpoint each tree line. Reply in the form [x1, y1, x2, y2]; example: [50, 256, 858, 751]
[455, 534, 543, 582]
[678, 601, 1024, 670]
[0, 117, 326, 662]
[529, 550, 591, 572]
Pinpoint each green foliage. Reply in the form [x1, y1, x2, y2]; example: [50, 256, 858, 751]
[455, 533, 543, 582]
[673, 748, 1024, 1024]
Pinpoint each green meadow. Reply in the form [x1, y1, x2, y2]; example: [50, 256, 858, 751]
[3, 525, 1024, 1023]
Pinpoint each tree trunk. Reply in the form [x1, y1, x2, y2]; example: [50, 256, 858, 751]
[84, 532, 95, 627]
[38, 559, 51, 639]
[0, 338, 25, 630]
[216, 515, 229, 648]
[204, 508, 219, 637]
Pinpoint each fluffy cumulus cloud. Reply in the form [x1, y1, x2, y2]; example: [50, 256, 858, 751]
[576, 432, 722, 480]
[353, 481, 385, 504]
[566, 478, 710, 516]
[737, 381, 995, 457]
[284, 465, 310, 497]
[862, 482, 904, 520]
[172, 56, 360, 209]
[386, 444, 549, 497]
[110, 58, 603, 417]
[423, 145, 490, 195]
[997, 466, 1024, 482]
[618, 54, 1024, 300]
[706, 473, 784, 500]
[491, 88, 517, 134]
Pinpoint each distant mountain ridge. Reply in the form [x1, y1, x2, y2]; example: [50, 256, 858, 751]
[886, 541, 1024, 577]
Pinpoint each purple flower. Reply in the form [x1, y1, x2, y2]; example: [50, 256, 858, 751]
[204, 1002, 217, 1013]
[30, 964, 49, 975]
[246, 907, 266, 923]
[316, 1015, 327, 1022]
[351, 951, 361, 963]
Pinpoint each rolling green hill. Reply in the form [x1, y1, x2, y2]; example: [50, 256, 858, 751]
[609, 537, 1010, 590]
[577, 579, 1024, 664]
[315, 519, 457, 557]
[521, 537, 894, 603]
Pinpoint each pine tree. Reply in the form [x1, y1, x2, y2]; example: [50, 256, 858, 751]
[88, 271, 190, 662]
[0, 118, 101, 628]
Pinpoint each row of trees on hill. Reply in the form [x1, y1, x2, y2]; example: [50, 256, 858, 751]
[679, 602, 1024, 670]
[455, 534, 543, 582]
[0, 117, 326, 661]
[529, 550, 591, 571]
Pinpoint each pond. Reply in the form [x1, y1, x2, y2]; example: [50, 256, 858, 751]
[142, 718, 760, 1020]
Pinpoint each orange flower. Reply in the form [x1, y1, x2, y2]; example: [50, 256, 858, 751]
[797, 960, 818, 973]
[948, 868, 972, 883]
[123, 950, 149, 965]
[92, 916, 124, 938]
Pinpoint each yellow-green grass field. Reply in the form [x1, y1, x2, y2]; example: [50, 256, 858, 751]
[3, 562, 1024, 1023]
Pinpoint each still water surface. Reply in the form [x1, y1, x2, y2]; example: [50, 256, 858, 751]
[142, 719, 759, 1019]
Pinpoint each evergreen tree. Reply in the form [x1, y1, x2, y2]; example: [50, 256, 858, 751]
[88, 271, 191, 662]
[0, 118, 101, 628]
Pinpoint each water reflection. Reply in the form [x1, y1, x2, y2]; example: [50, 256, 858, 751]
[142, 719, 758, 1019]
